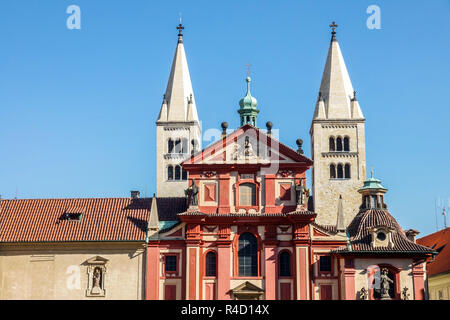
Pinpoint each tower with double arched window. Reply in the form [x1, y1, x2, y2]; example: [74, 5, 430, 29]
[156, 24, 202, 197]
[310, 27, 366, 227]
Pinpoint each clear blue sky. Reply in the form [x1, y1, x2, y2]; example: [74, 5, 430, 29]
[0, 0, 449, 235]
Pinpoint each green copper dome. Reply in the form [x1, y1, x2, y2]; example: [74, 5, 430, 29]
[359, 171, 387, 192]
[238, 77, 259, 127]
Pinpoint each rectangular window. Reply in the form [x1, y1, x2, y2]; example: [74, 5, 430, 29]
[239, 183, 257, 206]
[319, 255, 332, 273]
[165, 255, 177, 273]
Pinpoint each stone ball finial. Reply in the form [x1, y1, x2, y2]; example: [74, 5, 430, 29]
[266, 121, 273, 131]
[296, 139, 304, 154]
[221, 122, 229, 130]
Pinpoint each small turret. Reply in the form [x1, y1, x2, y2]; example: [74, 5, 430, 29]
[358, 170, 388, 210]
[238, 77, 259, 127]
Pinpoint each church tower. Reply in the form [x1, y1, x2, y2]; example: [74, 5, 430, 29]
[310, 22, 366, 227]
[156, 24, 202, 197]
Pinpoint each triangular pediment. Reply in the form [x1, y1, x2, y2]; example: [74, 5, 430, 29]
[183, 125, 312, 167]
[231, 281, 264, 293]
[84, 256, 109, 265]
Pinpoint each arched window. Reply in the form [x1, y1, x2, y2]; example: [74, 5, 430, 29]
[330, 164, 336, 179]
[174, 138, 182, 153]
[182, 138, 188, 154]
[329, 137, 335, 152]
[167, 165, 174, 181]
[336, 137, 343, 151]
[168, 139, 174, 154]
[279, 251, 291, 277]
[238, 233, 258, 277]
[337, 164, 344, 179]
[182, 168, 188, 181]
[175, 165, 181, 180]
[345, 164, 351, 179]
[239, 183, 257, 206]
[205, 251, 217, 277]
[344, 137, 350, 152]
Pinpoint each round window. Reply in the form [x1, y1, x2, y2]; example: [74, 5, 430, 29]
[377, 232, 386, 241]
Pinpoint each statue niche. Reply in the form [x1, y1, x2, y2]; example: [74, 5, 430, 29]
[84, 256, 108, 297]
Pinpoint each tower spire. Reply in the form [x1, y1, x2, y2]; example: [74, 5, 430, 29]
[313, 22, 364, 120]
[157, 23, 199, 123]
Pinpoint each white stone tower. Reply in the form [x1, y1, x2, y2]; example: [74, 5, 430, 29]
[156, 24, 201, 197]
[310, 22, 366, 227]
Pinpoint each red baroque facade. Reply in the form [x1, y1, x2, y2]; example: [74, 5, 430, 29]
[145, 125, 432, 300]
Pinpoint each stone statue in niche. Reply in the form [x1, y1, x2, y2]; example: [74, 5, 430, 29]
[295, 179, 305, 206]
[243, 136, 255, 157]
[380, 268, 393, 299]
[231, 142, 240, 161]
[91, 267, 102, 294]
[188, 179, 199, 206]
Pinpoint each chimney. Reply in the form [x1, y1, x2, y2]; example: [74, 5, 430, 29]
[130, 191, 140, 199]
[405, 229, 420, 243]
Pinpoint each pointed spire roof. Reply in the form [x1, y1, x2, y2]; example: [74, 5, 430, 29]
[313, 22, 364, 120]
[336, 195, 346, 232]
[157, 24, 199, 123]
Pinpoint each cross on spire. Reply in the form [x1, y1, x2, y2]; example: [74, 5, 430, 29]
[330, 21, 338, 34]
[177, 23, 184, 36]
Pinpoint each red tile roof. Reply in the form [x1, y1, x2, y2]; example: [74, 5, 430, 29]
[0, 197, 187, 243]
[417, 228, 450, 276]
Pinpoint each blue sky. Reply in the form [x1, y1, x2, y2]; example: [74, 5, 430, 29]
[0, 0, 449, 235]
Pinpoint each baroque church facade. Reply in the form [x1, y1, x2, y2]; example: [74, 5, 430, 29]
[0, 23, 434, 300]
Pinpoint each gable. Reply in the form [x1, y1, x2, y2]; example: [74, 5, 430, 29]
[183, 124, 313, 167]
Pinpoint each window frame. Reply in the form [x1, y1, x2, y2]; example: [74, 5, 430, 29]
[237, 232, 259, 277]
[204, 250, 217, 278]
[318, 254, 333, 276]
[167, 165, 174, 181]
[278, 250, 292, 278]
[235, 174, 260, 212]
[162, 254, 180, 277]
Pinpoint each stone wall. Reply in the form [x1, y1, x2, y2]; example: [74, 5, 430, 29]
[0, 242, 145, 300]
[311, 120, 366, 226]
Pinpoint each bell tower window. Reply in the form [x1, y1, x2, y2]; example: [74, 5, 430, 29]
[329, 137, 335, 152]
[336, 137, 343, 151]
[345, 164, 351, 179]
[167, 166, 174, 181]
[337, 164, 344, 179]
[344, 137, 350, 151]
[330, 164, 336, 179]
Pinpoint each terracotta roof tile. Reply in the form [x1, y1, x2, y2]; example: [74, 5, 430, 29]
[417, 228, 450, 276]
[0, 197, 187, 243]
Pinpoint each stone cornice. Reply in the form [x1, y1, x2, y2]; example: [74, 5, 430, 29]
[321, 152, 358, 158]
